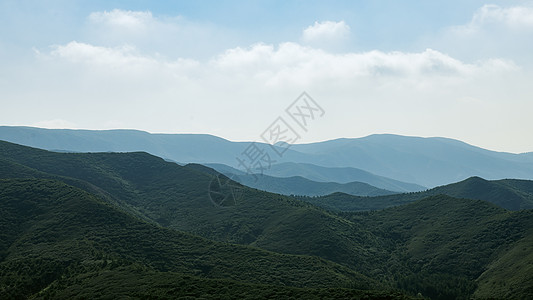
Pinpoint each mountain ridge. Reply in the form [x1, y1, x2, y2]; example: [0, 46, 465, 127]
[307, 176, 533, 212]
[2, 126, 533, 187]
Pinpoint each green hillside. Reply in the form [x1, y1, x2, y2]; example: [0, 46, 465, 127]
[473, 229, 533, 299]
[0, 178, 379, 299]
[344, 195, 533, 299]
[309, 176, 533, 212]
[0, 140, 386, 275]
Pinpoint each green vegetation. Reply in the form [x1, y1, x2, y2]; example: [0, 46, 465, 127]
[343, 195, 533, 299]
[0, 178, 378, 298]
[1, 140, 533, 299]
[473, 231, 533, 299]
[35, 266, 410, 300]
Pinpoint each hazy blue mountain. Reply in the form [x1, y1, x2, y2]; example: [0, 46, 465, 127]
[521, 152, 533, 163]
[0, 126, 301, 167]
[307, 176, 533, 212]
[205, 163, 247, 176]
[287, 134, 533, 187]
[259, 162, 425, 192]
[1, 126, 533, 187]
[224, 174, 395, 197]
[206, 163, 411, 194]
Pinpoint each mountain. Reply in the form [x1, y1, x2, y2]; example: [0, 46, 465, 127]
[231, 174, 396, 197]
[245, 162, 426, 192]
[308, 176, 533, 212]
[287, 134, 533, 187]
[2, 126, 533, 188]
[521, 152, 533, 163]
[0, 126, 302, 166]
[205, 163, 397, 196]
[2, 140, 533, 299]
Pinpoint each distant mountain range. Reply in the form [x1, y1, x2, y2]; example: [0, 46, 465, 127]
[1, 126, 533, 188]
[287, 135, 533, 187]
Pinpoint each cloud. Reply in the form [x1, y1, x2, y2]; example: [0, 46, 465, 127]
[88, 9, 154, 31]
[51, 42, 150, 65]
[425, 4, 533, 63]
[464, 4, 533, 32]
[83, 9, 235, 59]
[301, 21, 350, 50]
[47, 39, 516, 91]
[212, 43, 516, 86]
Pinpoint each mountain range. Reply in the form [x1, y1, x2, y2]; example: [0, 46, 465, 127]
[1, 139, 533, 299]
[1, 126, 533, 188]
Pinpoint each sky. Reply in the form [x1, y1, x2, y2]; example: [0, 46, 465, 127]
[1, 0, 532, 153]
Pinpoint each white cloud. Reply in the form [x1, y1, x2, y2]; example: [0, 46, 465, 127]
[212, 43, 516, 86]
[83, 9, 236, 59]
[426, 4, 533, 63]
[39, 38, 518, 101]
[465, 4, 533, 31]
[51, 42, 150, 65]
[301, 21, 350, 49]
[88, 9, 154, 31]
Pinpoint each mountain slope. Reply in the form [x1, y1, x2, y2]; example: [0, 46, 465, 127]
[344, 195, 533, 299]
[308, 176, 533, 212]
[207, 162, 424, 193]
[288, 134, 533, 187]
[0, 140, 384, 276]
[0, 178, 377, 298]
[237, 174, 395, 197]
[473, 229, 533, 299]
[206, 164, 396, 197]
[0, 126, 303, 166]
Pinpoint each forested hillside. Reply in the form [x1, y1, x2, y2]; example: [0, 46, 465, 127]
[1, 140, 532, 299]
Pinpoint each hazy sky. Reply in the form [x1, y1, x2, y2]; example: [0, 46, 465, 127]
[1, 0, 532, 153]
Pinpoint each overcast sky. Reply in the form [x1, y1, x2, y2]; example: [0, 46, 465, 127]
[1, 0, 532, 153]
